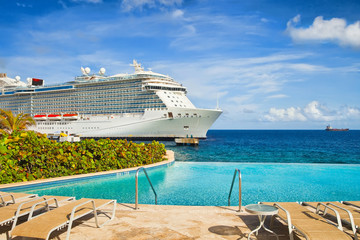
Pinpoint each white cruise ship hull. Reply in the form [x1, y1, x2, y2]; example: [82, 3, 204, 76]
[31, 108, 222, 139]
[2, 60, 223, 138]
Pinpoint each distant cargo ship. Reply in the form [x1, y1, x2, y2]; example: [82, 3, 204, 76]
[325, 125, 349, 131]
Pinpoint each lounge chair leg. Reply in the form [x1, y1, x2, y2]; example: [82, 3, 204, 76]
[270, 215, 275, 228]
[65, 222, 73, 240]
[289, 227, 294, 240]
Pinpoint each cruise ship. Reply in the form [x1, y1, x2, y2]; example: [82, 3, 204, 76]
[0, 60, 222, 139]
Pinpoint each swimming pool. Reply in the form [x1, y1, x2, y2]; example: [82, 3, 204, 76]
[2, 162, 360, 206]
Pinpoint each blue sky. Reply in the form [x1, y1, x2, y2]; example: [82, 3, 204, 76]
[1, 0, 360, 129]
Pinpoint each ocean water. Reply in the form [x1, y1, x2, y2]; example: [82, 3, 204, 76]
[165, 130, 360, 164]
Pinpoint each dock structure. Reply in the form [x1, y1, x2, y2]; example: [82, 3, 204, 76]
[175, 137, 199, 146]
[47, 133, 81, 142]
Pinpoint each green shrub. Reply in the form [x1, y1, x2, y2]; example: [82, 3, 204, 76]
[0, 131, 167, 184]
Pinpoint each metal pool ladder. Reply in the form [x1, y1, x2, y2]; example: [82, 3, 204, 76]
[135, 167, 157, 210]
[228, 168, 242, 211]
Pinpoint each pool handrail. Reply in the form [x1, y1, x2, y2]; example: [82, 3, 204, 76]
[135, 167, 157, 210]
[228, 168, 242, 211]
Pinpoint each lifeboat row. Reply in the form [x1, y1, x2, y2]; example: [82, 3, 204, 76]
[34, 114, 78, 121]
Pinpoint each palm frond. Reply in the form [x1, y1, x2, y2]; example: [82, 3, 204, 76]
[0, 109, 36, 134]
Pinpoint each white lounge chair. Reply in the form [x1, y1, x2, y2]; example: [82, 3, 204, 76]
[303, 201, 360, 240]
[0, 195, 74, 239]
[11, 198, 116, 240]
[0, 192, 38, 206]
[262, 202, 352, 240]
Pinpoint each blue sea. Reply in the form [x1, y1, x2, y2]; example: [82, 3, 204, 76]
[165, 130, 360, 164]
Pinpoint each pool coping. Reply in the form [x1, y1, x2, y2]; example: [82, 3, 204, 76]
[0, 150, 174, 191]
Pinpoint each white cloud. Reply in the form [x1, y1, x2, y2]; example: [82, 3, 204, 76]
[1, 51, 130, 85]
[267, 94, 288, 99]
[16, 2, 32, 7]
[264, 107, 307, 122]
[303, 101, 335, 121]
[150, 53, 330, 110]
[286, 15, 360, 48]
[263, 101, 360, 122]
[121, 0, 182, 11]
[58, 0, 67, 9]
[287, 63, 329, 72]
[339, 105, 360, 119]
[172, 9, 184, 19]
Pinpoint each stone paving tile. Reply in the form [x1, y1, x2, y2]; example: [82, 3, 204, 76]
[7, 202, 355, 239]
[2, 204, 298, 240]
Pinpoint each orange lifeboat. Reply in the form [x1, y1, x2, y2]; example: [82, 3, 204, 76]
[62, 113, 78, 120]
[33, 114, 47, 121]
[47, 114, 61, 121]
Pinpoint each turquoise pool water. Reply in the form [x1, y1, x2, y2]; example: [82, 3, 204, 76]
[3, 162, 360, 206]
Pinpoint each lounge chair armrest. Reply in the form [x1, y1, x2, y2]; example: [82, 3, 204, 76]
[66, 199, 102, 235]
[69, 199, 97, 224]
[28, 197, 59, 220]
[326, 202, 357, 233]
[0, 193, 15, 205]
[273, 203, 292, 227]
[316, 203, 343, 230]
[70, 199, 96, 212]
[10, 197, 49, 231]
[68, 199, 116, 229]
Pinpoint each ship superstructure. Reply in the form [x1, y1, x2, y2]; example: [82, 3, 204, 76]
[0, 61, 222, 138]
[325, 125, 349, 131]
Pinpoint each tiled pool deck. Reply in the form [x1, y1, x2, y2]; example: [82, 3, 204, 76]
[15, 204, 290, 240]
[5, 202, 355, 240]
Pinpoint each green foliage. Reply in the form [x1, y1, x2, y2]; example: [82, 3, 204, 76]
[0, 131, 167, 184]
[0, 109, 36, 135]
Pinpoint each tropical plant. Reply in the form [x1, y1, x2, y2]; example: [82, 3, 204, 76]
[0, 131, 167, 184]
[0, 109, 36, 135]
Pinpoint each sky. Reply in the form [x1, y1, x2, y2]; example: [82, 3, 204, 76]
[0, 0, 360, 129]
